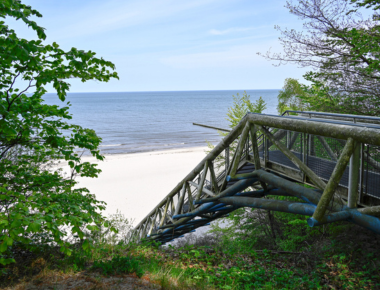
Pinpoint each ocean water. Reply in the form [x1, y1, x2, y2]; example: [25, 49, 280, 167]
[43, 90, 279, 154]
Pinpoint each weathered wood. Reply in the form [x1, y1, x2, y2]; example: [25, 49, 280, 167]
[288, 131, 299, 150]
[250, 124, 267, 190]
[225, 147, 230, 173]
[316, 136, 338, 161]
[135, 116, 247, 230]
[312, 138, 355, 222]
[258, 129, 287, 151]
[230, 122, 251, 177]
[159, 199, 170, 227]
[220, 143, 239, 191]
[348, 142, 360, 208]
[308, 135, 315, 156]
[186, 183, 194, 212]
[248, 113, 380, 146]
[196, 162, 209, 200]
[208, 161, 219, 193]
[189, 180, 216, 197]
[358, 206, 380, 216]
[174, 183, 187, 216]
[193, 122, 230, 132]
[258, 125, 327, 190]
[148, 209, 158, 236]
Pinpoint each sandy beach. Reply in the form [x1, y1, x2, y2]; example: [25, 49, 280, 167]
[72, 147, 209, 226]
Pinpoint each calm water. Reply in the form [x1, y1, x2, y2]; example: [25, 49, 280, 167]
[43, 90, 279, 154]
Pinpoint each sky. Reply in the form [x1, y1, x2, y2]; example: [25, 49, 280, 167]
[7, 0, 310, 92]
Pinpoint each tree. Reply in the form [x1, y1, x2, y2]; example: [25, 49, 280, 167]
[259, 0, 380, 115]
[207, 92, 266, 171]
[0, 0, 118, 265]
[276, 78, 310, 114]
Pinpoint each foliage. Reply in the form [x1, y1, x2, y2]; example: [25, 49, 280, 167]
[1, 211, 379, 289]
[260, 0, 380, 115]
[92, 255, 144, 277]
[0, 0, 119, 265]
[226, 92, 267, 128]
[207, 91, 266, 171]
[276, 78, 310, 114]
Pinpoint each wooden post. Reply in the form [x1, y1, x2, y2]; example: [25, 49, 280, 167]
[348, 142, 360, 208]
[209, 161, 219, 193]
[359, 143, 364, 203]
[264, 135, 268, 166]
[196, 161, 209, 200]
[159, 199, 170, 227]
[309, 135, 315, 156]
[230, 122, 250, 177]
[258, 125, 327, 190]
[225, 147, 230, 174]
[186, 183, 194, 211]
[174, 183, 187, 216]
[303, 133, 307, 182]
[250, 124, 267, 190]
[312, 138, 355, 222]
[148, 209, 158, 236]
[287, 131, 290, 149]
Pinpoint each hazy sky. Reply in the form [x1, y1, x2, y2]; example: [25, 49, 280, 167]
[8, 0, 310, 92]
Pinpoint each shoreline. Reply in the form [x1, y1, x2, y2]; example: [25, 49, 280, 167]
[72, 146, 209, 226]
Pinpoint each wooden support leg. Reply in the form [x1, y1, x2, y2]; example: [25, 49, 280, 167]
[174, 183, 187, 216]
[230, 122, 250, 177]
[250, 124, 267, 190]
[348, 142, 360, 208]
[196, 161, 209, 200]
[312, 138, 355, 222]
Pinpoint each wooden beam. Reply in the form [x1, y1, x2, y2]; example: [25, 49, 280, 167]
[257, 125, 327, 190]
[250, 124, 267, 190]
[196, 162, 209, 200]
[174, 183, 187, 216]
[248, 113, 380, 146]
[186, 183, 195, 211]
[159, 199, 170, 227]
[312, 138, 355, 222]
[188, 180, 216, 197]
[230, 122, 250, 177]
[148, 209, 158, 236]
[208, 161, 219, 193]
[348, 142, 360, 208]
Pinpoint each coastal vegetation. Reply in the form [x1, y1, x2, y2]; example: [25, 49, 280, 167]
[0, 0, 117, 267]
[260, 0, 380, 115]
[1, 0, 380, 289]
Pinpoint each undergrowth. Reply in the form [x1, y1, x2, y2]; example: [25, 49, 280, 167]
[1, 217, 380, 289]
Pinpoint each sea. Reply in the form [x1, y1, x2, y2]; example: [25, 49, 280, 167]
[43, 90, 280, 155]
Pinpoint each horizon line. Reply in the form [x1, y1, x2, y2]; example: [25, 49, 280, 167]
[45, 88, 281, 94]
